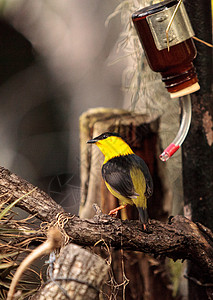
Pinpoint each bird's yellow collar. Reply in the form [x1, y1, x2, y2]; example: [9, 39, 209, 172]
[95, 136, 134, 163]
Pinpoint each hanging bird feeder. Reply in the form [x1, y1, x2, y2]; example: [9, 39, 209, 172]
[132, 0, 200, 161]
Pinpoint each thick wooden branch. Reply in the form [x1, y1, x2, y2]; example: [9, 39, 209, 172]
[63, 214, 213, 282]
[0, 166, 213, 283]
[0, 166, 65, 219]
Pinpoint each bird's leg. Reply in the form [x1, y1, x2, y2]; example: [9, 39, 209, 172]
[108, 205, 127, 217]
[142, 223, 146, 231]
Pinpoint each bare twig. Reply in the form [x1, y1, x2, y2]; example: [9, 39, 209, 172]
[192, 36, 213, 48]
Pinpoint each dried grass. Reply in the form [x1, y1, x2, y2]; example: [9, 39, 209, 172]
[0, 195, 46, 299]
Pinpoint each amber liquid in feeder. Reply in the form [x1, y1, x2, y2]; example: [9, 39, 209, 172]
[132, 5, 198, 94]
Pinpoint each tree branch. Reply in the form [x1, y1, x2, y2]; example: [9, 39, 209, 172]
[0, 166, 65, 219]
[0, 166, 212, 282]
[63, 214, 213, 282]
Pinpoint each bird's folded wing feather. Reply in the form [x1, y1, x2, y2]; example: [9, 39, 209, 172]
[134, 155, 153, 198]
[102, 154, 153, 199]
[102, 159, 138, 199]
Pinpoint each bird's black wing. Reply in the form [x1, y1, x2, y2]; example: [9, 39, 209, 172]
[102, 156, 137, 199]
[131, 155, 153, 198]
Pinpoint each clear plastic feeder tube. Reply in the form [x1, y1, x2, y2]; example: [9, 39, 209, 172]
[160, 94, 192, 162]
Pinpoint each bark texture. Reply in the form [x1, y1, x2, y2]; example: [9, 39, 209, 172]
[0, 166, 65, 219]
[32, 244, 109, 300]
[183, 0, 213, 298]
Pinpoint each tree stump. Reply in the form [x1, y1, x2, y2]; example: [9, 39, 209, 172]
[79, 107, 175, 299]
[33, 244, 109, 300]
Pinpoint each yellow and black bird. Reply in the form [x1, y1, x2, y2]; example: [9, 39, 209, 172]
[87, 132, 153, 228]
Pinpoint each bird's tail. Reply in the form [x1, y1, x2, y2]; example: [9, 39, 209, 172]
[137, 206, 148, 224]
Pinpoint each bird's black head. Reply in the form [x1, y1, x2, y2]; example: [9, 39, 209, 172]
[87, 132, 121, 143]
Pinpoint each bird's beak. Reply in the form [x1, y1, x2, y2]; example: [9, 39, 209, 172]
[87, 138, 98, 144]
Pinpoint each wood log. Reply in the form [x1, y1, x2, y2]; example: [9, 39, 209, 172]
[32, 244, 109, 300]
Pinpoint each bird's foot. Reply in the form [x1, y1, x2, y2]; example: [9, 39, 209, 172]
[108, 210, 118, 217]
[108, 205, 127, 217]
[141, 220, 152, 233]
